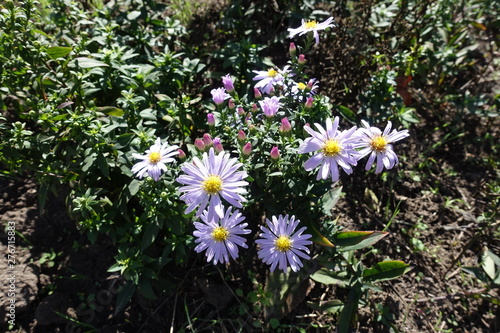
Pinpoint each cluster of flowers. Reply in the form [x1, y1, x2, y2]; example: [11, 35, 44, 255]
[130, 17, 410, 272]
[133, 144, 312, 272]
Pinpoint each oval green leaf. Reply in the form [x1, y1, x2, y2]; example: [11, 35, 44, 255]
[333, 231, 388, 251]
[47, 46, 73, 59]
[74, 57, 109, 68]
[362, 260, 411, 282]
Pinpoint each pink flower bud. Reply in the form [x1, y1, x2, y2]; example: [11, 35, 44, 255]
[194, 138, 205, 151]
[298, 54, 306, 65]
[289, 42, 296, 56]
[254, 87, 262, 100]
[228, 99, 236, 109]
[177, 149, 186, 161]
[242, 142, 252, 156]
[305, 96, 314, 109]
[213, 138, 223, 153]
[251, 103, 259, 113]
[279, 117, 292, 133]
[270, 146, 280, 160]
[237, 130, 246, 142]
[306, 79, 315, 91]
[207, 113, 215, 126]
[237, 106, 245, 115]
[202, 133, 213, 146]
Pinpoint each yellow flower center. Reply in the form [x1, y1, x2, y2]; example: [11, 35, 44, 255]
[202, 175, 223, 195]
[148, 151, 161, 164]
[275, 235, 292, 252]
[322, 139, 342, 156]
[297, 82, 306, 90]
[304, 20, 318, 29]
[211, 226, 229, 242]
[267, 69, 278, 77]
[370, 136, 388, 152]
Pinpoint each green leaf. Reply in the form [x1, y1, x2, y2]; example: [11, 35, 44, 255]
[74, 57, 109, 68]
[128, 179, 141, 196]
[336, 105, 356, 123]
[482, 248, 498, 281]
[141, 219, 160, 251]
[461, 266, 489, 283]
[138, 277, 157, 300]
[363, 260, 411, 282]
[97, 106, 124, 117]
[337, 285, 361, 333]
[107, 263, 122, 273]
[321, 186, 343, 216]
[310, 267, 348, 287]
[306, 222, 334, 247]
[96, 153, 109, 178]
[333, 231, 388, 251]
[307, 299, 344, 314]
[114, 281, 137, 315]
[47, 46, 72, 59]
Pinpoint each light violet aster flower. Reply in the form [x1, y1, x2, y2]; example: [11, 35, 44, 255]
[177, 148, 248, 221]
[252, 66, 292, 95]
[298, 117, 358, 182]
[193, 207, 250, 265]
[259, 96, 281, 118]
[211, 87, 230, 105]
[288, 17, 335, 44]
[222, 74, 234, 93]
[256, 214, 312, 272]
[131, 138, 179, 181]
[355, 120, 410, 173]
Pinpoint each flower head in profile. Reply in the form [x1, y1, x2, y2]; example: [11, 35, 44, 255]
[221, 74, 234, 93]
[298, 117, 358, 182]
[288, 17, 335, 44]
[211, 87, 230, 105]
[259, 96, 281, 118]
[193, 207, 251, 265]
[252, 66, 292, 95]
[131, 138, 179, 181]
[256, 215, 312, 272]
[177, 148, 248, 221]
[355, 120, 410, 173]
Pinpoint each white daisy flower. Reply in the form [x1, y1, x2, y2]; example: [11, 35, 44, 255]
[131, 138, 179, 181]
[288, 17, 335, 44]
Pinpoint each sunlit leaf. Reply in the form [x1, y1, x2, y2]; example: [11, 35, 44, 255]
[97, 106, 124, 117]
[363, 260, 411, 282]
[47, 46, 72, 59]
[333, 231, 388, 251]
[321, 186, 343, 216]
[74, 57, 109, 68]
[307, 222, 334, 247]
[470, 21, 487, 30]
[310, 267, 348, 287]
[482, 248, 499, 281]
